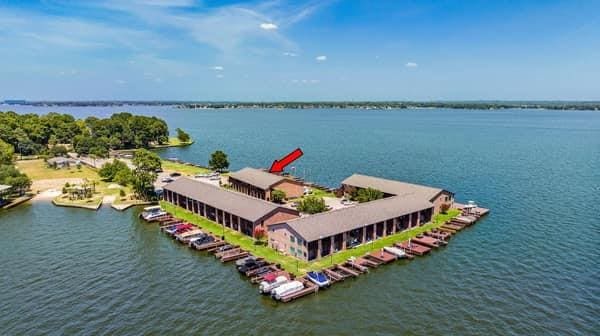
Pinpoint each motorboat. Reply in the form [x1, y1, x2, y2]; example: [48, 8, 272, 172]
[140, 206, 167, 221]
[187, 234, 208, 244]
[175, 229, 203, 241]
[271, 280, 304, 300]
[235, 256, 256, 267]
[384, 246, 407, 258]
[164, 223, 191, 235]
[306, 271, 330, 287]
[259, 275, 288, 294]
[190, 235, 215, 248]
[237, 259, 268, 273]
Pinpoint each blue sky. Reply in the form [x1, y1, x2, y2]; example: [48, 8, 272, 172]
[0, 0, 598, 101]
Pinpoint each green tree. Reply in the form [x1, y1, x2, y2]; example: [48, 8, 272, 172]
[49, 145, 68, 157]
[209, 150, 229, 172]
[0, 139, 14, 165]
[114, 168, 133, 186]
[99, 159, 130, 181]
[131, 149, 161, 200]
[297, 195, 327, 214]
[0, 164, 31, 195]
[271, 189, 286, 203]
[176, 128, 191, 143]
[132, 149, 161, 172]
[353, 187, 384, 203]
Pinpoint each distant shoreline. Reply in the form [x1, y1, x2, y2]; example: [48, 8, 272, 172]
[2, 101, 600, 111]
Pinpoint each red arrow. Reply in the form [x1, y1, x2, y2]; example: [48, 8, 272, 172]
[269, 148, 303, 173]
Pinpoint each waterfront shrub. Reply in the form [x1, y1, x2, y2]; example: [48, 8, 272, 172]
[119, 189, 126, 197]
[176, 128, 191, 143]
[297, 195, 327, 214]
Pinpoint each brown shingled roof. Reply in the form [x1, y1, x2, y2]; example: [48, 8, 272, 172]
[285, 196, 433, 242]
[342, 174, 444, 200]
[163, 177, 285, 222]
[229, 167, 285, 190]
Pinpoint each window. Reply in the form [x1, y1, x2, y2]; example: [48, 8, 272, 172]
[290, 236, 295, 243]
[289, 247, 295, 255]
[297, 238, 303, 245]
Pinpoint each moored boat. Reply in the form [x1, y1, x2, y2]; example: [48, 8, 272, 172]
[384, 246, 407, 258]
[307, 271, 330, 287]
[272, 280, 304, 300]
[140, 206, 167, 221]
[259, 274, 289, 294]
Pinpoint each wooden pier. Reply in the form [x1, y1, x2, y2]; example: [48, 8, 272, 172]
[344, 260, 369, 273]
[220, 251, 249, 262]
[194, 239, 226, 251]
[412, 236, 442, 248]
[334, 264, 360, 278]
[153, 202, 490, 304]
[280, 279, 319, 303]
[365, 250, 397, 264]
[396, 241, 431, 256]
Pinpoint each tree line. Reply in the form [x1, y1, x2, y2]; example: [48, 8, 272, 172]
[0, 111, 170, 157]
[0, 139, 31, 195]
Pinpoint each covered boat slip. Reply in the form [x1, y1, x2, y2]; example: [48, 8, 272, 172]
[162, 177, 298, 237]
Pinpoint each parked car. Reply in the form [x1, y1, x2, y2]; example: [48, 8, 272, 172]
[170, 172, 182, 177]
[161, 177, 174, 183]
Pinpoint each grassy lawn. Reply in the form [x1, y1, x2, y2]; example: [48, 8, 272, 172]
[161, 160, 211, 176]
[161, 201, 459, 276]
[310, 187, 336, 198]
[53, 194, 103, 209]
[15, 159, 99, 180]
[288, 187, 337, 203]
[152, 137, 194, 148]
[167, 137, 194, 146]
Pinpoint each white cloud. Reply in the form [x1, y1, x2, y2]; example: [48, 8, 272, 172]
[216, 74, 224, 78]
[283, 52, 297, 57]
[316, 55, 327, 61]
[212, 66, 224, 71]
[115, 79, 127, 85]
[259, 22, 278, 30]
[405, 62, 418, 68]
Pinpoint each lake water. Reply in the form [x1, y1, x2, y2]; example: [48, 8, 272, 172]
[1, 106, 599, 335]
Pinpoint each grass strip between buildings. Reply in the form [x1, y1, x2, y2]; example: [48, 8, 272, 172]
[160, 201, 459, 276]
[160, 160, 211, 176]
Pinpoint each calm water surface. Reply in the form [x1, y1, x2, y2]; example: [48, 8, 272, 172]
[1, 106, 599, 335]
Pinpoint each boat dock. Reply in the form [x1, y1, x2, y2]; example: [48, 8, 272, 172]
[280, 279, 319, 303]
[411, 236, 442, 248]
[150, 202, 489, 304]
[365, 250, 397, 264]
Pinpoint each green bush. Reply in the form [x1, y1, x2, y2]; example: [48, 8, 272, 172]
[271, 189, 286, 203]
[353, 187, 384, 203]
[297, 195, 327, 214]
